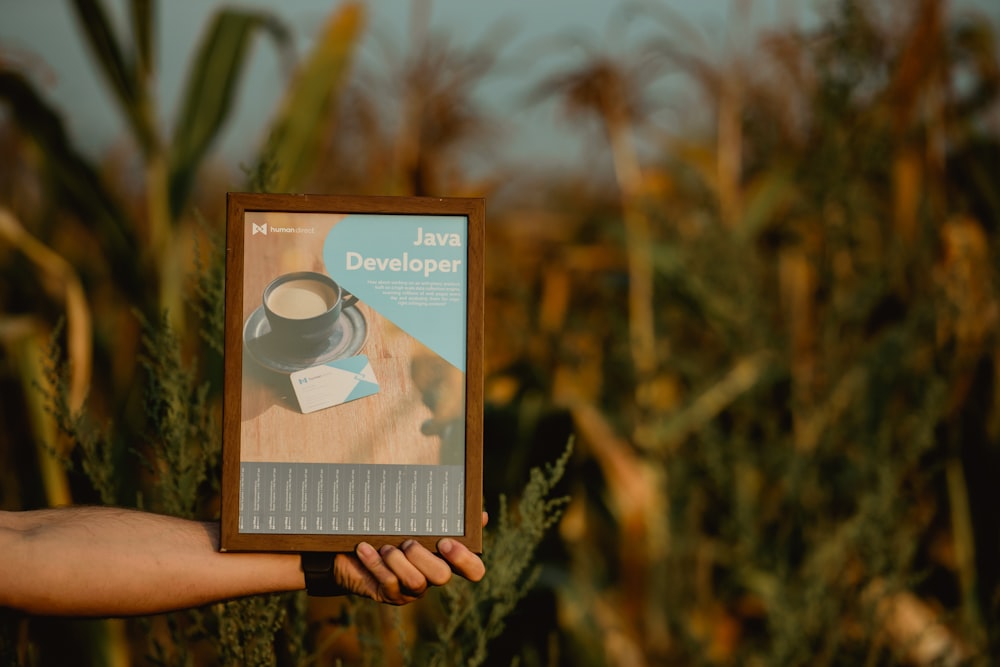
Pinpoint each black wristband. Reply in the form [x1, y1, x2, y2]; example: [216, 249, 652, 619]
[301, 552, 339, 596]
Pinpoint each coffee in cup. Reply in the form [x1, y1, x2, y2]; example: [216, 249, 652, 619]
[267, 278, 337, 319]
[262, 271, 357, 351]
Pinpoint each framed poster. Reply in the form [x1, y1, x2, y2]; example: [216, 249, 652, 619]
[220, 193, 484, 553]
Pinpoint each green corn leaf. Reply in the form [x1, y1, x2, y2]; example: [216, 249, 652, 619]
[167, 8, 292, 217]
[70, 0, 157, 154]
[130, 0, 154, 79]
[264, 2, 364, 193]
[70, 0, 137, 107]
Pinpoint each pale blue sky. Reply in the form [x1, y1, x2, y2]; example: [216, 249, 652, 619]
[1, 0, 996, 172]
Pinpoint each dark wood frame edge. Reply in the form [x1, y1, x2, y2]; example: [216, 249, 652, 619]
[220, 193, 484, 554]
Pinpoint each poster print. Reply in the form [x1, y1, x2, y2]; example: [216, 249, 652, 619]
[220, 193, 484, 553]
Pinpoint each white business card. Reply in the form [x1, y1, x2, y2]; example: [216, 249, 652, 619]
[290, 355, 379, 413]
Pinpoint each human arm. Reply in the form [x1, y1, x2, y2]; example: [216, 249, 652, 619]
[0, 506, 485, 616]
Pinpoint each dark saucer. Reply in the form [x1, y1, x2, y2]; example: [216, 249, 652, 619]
[243, 304, 367, 374]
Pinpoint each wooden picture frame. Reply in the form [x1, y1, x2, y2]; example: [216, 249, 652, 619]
[220, 193, 484, 554]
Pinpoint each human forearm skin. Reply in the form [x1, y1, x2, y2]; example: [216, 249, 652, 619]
[0, 506, 304, 616]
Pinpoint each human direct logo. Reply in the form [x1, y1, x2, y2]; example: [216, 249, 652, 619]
[251, 223, 315, 236]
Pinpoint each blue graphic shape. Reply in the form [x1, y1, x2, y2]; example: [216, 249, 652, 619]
[345, 378, 380, 402]
[323, 214, 468, 370]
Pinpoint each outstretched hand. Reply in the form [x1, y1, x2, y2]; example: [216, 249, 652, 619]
[0, 506, 488, 616]
[332, 512, 488, 605]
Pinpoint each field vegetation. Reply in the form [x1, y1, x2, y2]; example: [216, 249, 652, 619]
[1, 0, 998, 665]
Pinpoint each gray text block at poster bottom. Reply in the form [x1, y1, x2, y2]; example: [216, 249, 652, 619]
[238, 462, 466, 536]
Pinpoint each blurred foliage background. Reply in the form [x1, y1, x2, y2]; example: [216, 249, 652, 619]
[1, 0, 999, 665]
